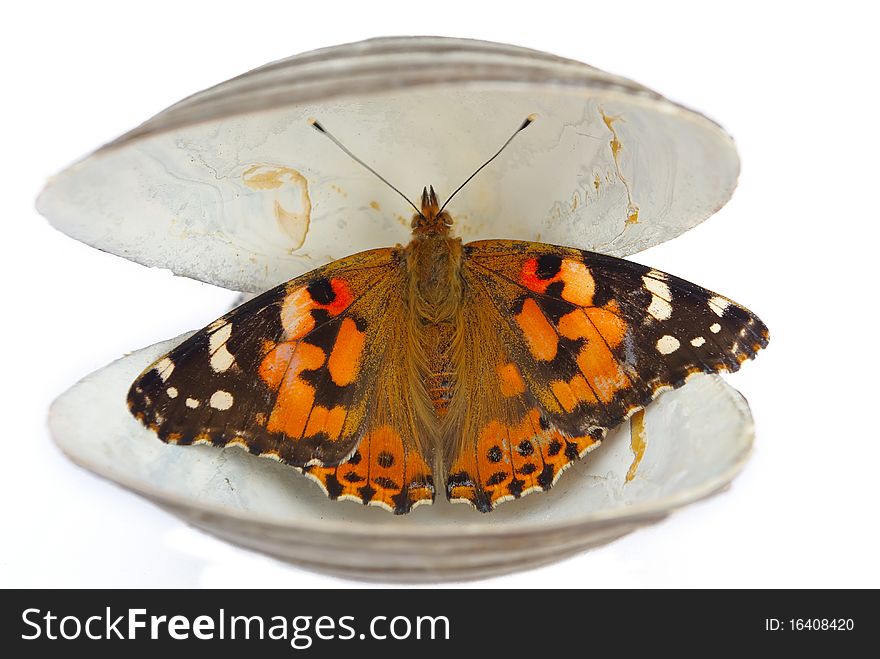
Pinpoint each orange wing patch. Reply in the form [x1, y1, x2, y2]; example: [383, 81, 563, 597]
[497, 362, 526, 397]
[327, 317, 366, 386]
[520, 256, 595, 306]
[278, 277, 354, 341]
[555, 302, 631, 404]
[515, 298, 558, 361]
[261, 342, 328, 439]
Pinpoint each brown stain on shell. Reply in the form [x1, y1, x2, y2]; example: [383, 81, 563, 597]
[242, 165, 311, 250]
[600, 111, 640, 226]
[626, 409, 647, 482]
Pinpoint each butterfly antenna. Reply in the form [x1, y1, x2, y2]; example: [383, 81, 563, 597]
[438, 114, 536, 214]
[309, 118, 424, 218]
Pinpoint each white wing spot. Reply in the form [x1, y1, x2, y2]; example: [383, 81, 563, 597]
[154, 358, 174, 382]
[656, 335, 680, 355]
[690, 336, 706, 347]
[210, 390, 234, 410]
[708, 296, 730, 317]
[710, 322, 722, 334]
[166, 387, 178, 398]
[209, 322, 232, 345]
[209, 324, 235, 373]
[648, 295, 672, 320]
[210, 346, 235, 373]
[643, 276, 673, 320]
[185, 398, 200, 409]
[642, 275, 671, 299]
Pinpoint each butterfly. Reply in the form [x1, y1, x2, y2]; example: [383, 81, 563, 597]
[128, 119, 768, 514]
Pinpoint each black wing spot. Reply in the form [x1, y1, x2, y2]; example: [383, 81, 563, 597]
[590, 276, 615, 308]
[391, 490, 413, 515]
[447, 472, 474, 491]
[486, 471, 509, 486]
[377, 451, 395, 468]
[487, 445, 503, 463]
[323, 473, 344, 499]
[517, 440, 535, 457]
[373, 476, 400, 490]
[307, 278, 336, 305]
[537, 291, 574, 325]
[544, 280, 565, 298]
[358, 483, 377, 504]
[547, 439, 563, 456]
[472, 489, 493, 513]
[536, 254, 563, 279]
[538, 464, 554, 489]
[507, 478, 525, 498]
[510, 295, 527, 316]
[309, 308, 332, 326]
[302, 315, 341, 352]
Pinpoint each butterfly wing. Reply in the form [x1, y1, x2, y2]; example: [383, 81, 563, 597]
[446, 239, 768, 511]
[127, 247, 434, 513]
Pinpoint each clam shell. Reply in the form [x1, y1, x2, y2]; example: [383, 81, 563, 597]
[37, 37, 739, 293]
[49, 335, 754, 582]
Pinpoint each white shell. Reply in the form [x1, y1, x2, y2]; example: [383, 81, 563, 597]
[49, 335, 754, 582]
[37, 37, 739, 293]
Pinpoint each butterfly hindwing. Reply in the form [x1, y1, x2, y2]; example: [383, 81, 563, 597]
[127, 247, 436, 513]
[445, 239, 768, 510]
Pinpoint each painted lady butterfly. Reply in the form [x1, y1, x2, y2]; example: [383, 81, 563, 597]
[128, 119, 768, 514]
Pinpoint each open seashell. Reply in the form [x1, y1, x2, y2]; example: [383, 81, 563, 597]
[40, 37, 754, 581]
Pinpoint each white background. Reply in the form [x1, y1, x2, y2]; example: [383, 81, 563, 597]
[3, 0, 878, 588]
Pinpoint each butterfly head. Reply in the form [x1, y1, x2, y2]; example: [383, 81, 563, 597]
[412, 185, 453, 235]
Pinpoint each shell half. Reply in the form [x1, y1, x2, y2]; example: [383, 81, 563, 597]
[49, 334, 754, 582]
[37, 37, 740, 293]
